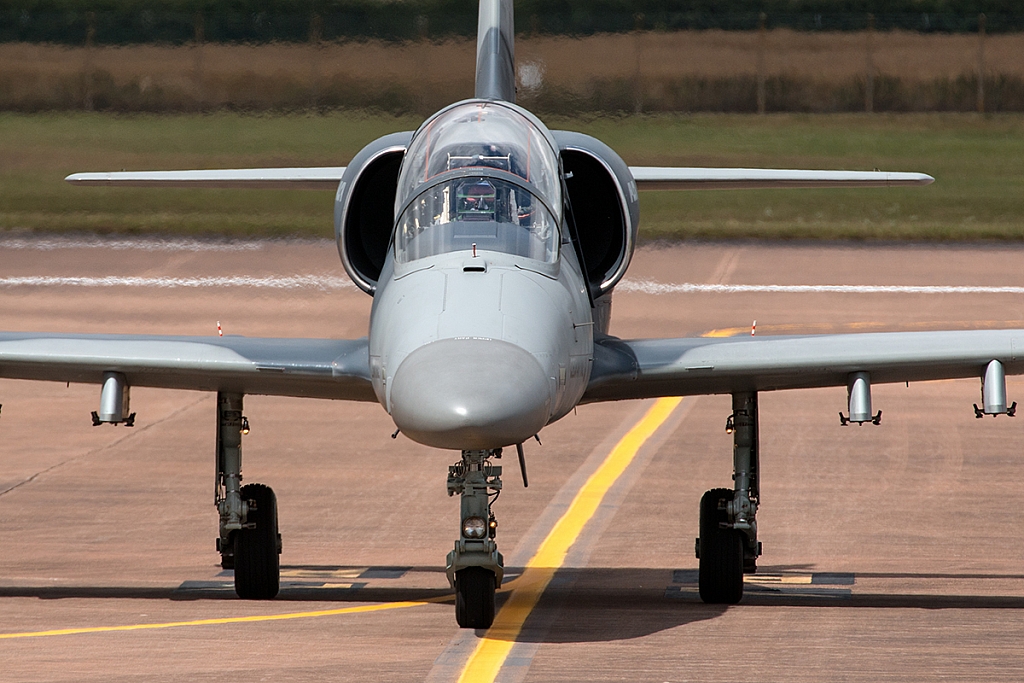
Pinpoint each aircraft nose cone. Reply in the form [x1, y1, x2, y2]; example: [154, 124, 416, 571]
[390, 338, 552, 450]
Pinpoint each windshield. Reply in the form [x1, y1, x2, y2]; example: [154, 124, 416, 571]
[395, 177, 558, 264]
[396, 101, 561, 217]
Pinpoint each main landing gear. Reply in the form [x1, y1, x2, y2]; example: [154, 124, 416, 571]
[215, 392, 281, 599]
[696, 391, 762, 604]
[446, 449, 504, 628]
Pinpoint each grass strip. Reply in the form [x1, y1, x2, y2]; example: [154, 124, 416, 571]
[1, 111, 1021, 241]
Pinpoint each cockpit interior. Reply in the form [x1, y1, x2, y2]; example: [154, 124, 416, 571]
[394, 101, 561, 264]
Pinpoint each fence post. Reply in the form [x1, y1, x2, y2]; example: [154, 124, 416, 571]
[757, 12, 766, 115]
[193, 11, 205, 110]
[977, 13, 986, 114]
[865, 13, 874, 113]
[310, 12, 323, 110]
[83, 11, 95, 110]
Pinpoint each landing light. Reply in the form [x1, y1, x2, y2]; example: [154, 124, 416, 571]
[463, 516, 487, 539]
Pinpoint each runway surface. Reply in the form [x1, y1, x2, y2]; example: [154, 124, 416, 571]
[2, 238, 1024, 682]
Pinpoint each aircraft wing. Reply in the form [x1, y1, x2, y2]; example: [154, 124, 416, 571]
[64, 168, 347, 190]
[0, 332, 375, 401]
[583, 329, 1024, 403]
[629, 167, 934, 191]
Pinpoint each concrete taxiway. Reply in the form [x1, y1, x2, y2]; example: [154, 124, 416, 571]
[1, 238, 1023, 682]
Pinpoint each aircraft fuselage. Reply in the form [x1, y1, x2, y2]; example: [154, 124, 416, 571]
[358, 97, 595, 451]
[369, 245, 593, 450]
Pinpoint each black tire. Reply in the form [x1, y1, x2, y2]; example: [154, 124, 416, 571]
[455, 567, 496, 629]
[698, 488, 744, 604]
[233, 483, 280, 600]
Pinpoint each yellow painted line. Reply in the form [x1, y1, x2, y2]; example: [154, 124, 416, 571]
[706, 320, 1024, 338]
[0, 596, 451, 640]
[457, 396, 684, 683]
[746, 575, 812, 585]
[280, 568, 365, 579]
[703, 328, 741, 337]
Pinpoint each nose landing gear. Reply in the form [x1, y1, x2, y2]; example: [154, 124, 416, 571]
[447, 449, 504, 628]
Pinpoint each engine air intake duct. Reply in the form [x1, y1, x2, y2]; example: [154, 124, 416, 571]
[554, 131, 638, 296]
[335, 132, 413, 294]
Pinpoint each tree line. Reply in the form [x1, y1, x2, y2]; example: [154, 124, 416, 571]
[3, 0, 1022, 44]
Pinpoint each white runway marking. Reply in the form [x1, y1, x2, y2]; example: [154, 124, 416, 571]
[0, 274, 1020, 295]
[618, 279, 1024, 295]
[0, 275, 354, 290]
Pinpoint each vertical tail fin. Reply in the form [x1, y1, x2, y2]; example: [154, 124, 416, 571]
[475, 0, 515, 102]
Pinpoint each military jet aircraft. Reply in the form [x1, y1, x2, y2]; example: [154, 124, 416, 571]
[10, 0, 1015, 629]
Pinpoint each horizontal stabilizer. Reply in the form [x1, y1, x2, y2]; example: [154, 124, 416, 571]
[629, 167, 934, 191]
[66, 166, 934, 193]
[65, 167, 347, 190]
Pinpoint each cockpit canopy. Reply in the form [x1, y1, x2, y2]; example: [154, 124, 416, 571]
[396, 177, 557, 264]
[394, 101, 562, 265]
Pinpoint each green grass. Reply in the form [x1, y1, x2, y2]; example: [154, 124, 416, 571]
[2, 111, 1022, 240]
[563, 113, 1024, 241]
[0, 112, 422, 237]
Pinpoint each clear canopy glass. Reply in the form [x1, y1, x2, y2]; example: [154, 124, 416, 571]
[395, 101, 561, 217]
[395, 177, 558, 264]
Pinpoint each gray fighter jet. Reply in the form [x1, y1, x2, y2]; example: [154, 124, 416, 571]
[10, 0, 1011, 629]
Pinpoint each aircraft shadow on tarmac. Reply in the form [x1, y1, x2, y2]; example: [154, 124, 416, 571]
[4, 565, 1024, 643]
[500, 565, 1024, 644]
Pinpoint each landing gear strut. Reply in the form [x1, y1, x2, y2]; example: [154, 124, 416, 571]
[215, 392, 280, 599]
[446, 449, 504, 628]
[697, 391, 762, 604]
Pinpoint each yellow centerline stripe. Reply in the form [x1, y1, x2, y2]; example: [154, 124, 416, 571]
[457, 396, 684, 683]
[0, 597, 451, 640]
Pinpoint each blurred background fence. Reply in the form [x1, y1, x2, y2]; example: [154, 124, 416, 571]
[2, 2, 1023, 114]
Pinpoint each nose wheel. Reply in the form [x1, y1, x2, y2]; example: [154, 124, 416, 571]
[455, 566, 497, 628]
